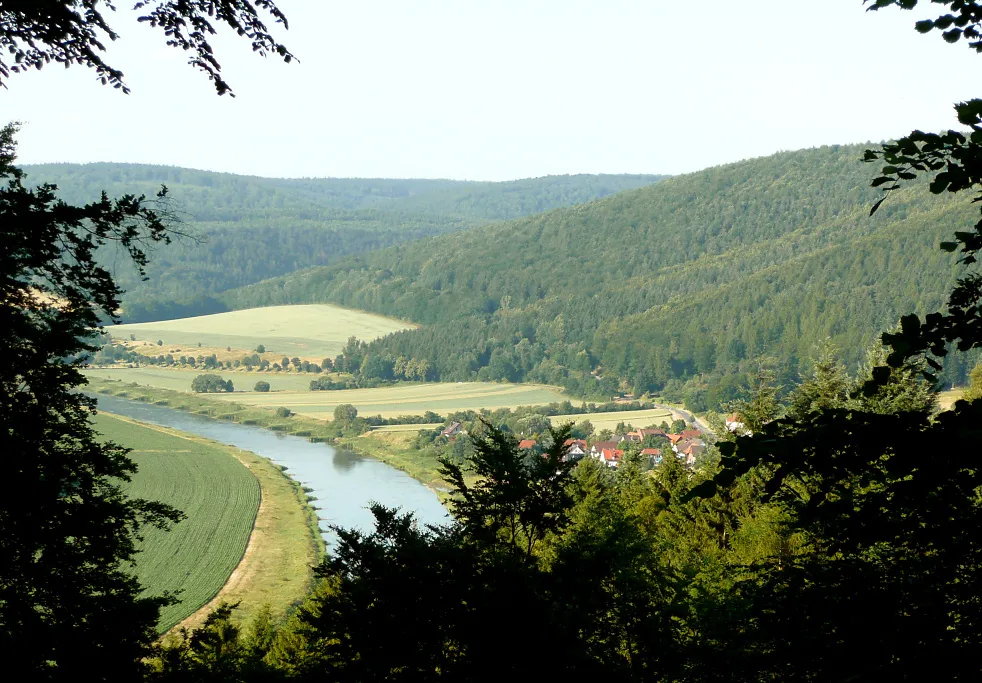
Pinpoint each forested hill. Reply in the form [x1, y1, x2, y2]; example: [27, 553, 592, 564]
[224, 144, 979, 406]
[21, 163, 662, 321]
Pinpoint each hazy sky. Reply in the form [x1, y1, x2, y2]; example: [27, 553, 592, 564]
[2, 0, 978, 180]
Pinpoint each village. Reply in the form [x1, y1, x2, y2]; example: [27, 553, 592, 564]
[439, 419, 714, 470]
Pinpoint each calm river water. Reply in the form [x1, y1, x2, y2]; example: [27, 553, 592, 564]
[91, 394, 450, 545]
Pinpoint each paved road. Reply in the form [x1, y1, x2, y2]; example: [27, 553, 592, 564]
[653, 404, 715, 439]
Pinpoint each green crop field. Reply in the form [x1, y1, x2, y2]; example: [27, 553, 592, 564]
[549, 408, 674, 431]
[107, 303, 414, 358]
[216, 381, 569, 419]
[93, 413, 260, 632]
[84, 366, 318, 393]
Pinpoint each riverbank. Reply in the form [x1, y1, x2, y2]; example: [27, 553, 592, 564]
[96, 413, 322, 632]
[168, 427, 324, 633]
[86, 376, 449, 491]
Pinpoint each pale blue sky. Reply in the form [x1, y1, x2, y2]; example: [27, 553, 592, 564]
[2, 0, 977, 180]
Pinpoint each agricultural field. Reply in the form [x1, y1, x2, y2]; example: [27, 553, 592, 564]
[107, 303, 414, 359]
[84, 366, 318, 393]
[368, 423, 443, 433]
[93, 413, 261, 632]
[938, 388, 966, 411]
[549, 407, 674, 431]
[218, 381, 569, 419]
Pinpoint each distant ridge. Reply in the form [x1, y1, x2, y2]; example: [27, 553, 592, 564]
[22, 163, 664, 321]
[222, 144, 979, 403]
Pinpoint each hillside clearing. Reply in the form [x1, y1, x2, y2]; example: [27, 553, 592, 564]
[108, 304, 414, 359]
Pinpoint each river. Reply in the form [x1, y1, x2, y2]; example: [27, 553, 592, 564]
[91, 394, 450, 546]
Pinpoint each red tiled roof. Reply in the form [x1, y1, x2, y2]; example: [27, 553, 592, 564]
[600, 448, 624, 462]
[680, 429, 701, 439]
[518, 439, 537, 449]
[640, 448, 661, 456]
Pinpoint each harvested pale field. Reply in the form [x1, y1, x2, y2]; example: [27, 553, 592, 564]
[217, 382, 569, 419]
[938, 388, 966, 411]
[108, 304, 414, 359]
[549, 407, 674, 431]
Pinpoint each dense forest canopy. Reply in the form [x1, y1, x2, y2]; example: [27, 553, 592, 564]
[21, 164, 662, 321]
[224, 144, 978, 405]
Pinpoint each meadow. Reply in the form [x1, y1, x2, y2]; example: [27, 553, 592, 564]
[85, 368, 569, 419]
[84, 366, 318, 393]
[549, 407, 674, 431]
[108, 303, 414, 359]
[217, 381, 569, 419]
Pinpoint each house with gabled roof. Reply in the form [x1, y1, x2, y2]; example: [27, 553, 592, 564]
[441, 421, 463, 438]
[641, 447, 663, 466]
[564, 439, 587, 461]
[590, 440, 620, 456]
[599, 448, 624, 468]
[726, 414, 749, 434]
[518, 439, 537, 450]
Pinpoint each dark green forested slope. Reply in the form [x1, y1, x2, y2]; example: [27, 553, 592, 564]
[224, 144, 979, 405]
[21, 163, 662, 320]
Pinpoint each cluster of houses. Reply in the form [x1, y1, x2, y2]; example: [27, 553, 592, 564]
[440, 419, 709, 470]
[518, 427, 707, 470]
[582, 427, 707, 469]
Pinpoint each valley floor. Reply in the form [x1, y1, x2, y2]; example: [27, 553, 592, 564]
[84, 367, 569, 418]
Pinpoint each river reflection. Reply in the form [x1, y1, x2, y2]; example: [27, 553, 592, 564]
[90, 394, 450, 547]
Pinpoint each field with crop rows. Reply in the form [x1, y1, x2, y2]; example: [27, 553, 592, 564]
[548, 407, 674, 431]
[93, 413, 260, 632]
[108, 304, 414, 358]
[218, 381, 569, 419]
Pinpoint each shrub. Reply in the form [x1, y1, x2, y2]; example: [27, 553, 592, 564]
[275, 406, 292, 418]
[191, 374, 233, 393]
[333, 404, 358, 422]
[254, 380, 271, 393]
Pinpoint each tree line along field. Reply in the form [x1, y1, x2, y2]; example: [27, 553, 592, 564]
[210, 381, 568, 419]
[84, 367, 319, 393]
[84, 367, 570, 420]
[92, 413, 260, 632]
[106, 304, 415, 360]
